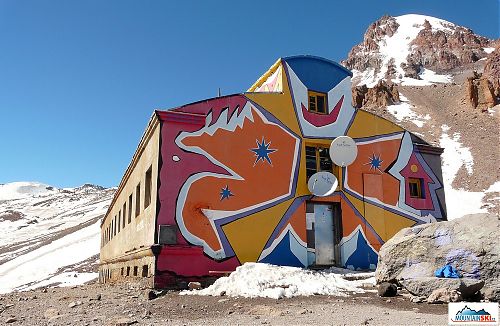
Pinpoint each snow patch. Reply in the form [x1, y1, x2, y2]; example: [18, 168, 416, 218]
[386, 94, 429, 127]
[439, 125, 492, 219]
[401, 68, 453, 86]
[26, 272, 98, 290]
[181, 263, 375, 299]
[484, 47, 495, 54]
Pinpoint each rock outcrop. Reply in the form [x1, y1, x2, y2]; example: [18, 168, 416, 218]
[343, 15, 399, 73]
[352, 80, 400, 108]
[375, 213, 500, 301]
[467, 46, 500, 110]
[466, 71, 498, 111]
[483, 46, 500, 100]
[409, 20, 491, 73]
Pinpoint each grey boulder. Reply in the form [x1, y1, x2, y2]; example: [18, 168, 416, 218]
[375, 213, 499, 301]
[377, 282, 397, 297]
[427, 288, 462, 303]
[400, 277, 484, 298]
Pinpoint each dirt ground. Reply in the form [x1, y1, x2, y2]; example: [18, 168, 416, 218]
[0, 282, 449, 326]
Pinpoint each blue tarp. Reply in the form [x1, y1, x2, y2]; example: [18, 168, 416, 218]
[434, 264, 461, 278]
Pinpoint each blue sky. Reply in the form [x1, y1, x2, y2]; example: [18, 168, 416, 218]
[1, 0, 498, 188]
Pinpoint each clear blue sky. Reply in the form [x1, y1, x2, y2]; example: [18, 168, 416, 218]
[1, 0, 498, 188]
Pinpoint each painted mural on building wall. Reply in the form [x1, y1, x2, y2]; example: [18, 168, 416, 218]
[157, 56, 445, 275]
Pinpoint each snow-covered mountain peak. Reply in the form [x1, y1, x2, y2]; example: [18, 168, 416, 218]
[394, 14, 456, 32]
[0, 182, 57, 201]
[343, 14, 493, 87]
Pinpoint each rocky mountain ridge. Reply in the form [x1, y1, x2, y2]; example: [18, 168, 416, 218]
[343, 14, 495, 86]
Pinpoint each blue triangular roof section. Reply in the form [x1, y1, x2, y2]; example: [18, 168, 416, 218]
[282, 55, 353, 93]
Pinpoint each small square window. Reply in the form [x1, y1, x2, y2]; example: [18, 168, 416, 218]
[408, 178, 424, 198]
[308, 91, 327, 114]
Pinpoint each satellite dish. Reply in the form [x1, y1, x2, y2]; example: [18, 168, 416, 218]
[330, 136, 358, 167]
[307, 172, 338, 197]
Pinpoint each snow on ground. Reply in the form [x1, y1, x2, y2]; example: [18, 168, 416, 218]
[0, 182, 114, 293]
[401, 68, 453, 86]
[0, 183, 112, 263]
[386, 94, 431, 127]
[484, 47, 495, 54]
[0, 220, 101, 293]
[25, 272, 98, 290]
[439, 125, 498, 219]
[181, 263, 375, 299]
[354, 14, 455, 87]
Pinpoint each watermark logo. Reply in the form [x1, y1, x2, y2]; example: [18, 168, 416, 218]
[449, 302, 498, 325]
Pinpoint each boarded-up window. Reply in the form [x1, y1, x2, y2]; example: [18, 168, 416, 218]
[144, 166, 152, 209]
[135, 183, 141, 217]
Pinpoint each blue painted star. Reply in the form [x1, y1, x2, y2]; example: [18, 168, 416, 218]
[220, 185, 234, 201]
[250, 137, 277, 165]
[366, 153, 383, 172]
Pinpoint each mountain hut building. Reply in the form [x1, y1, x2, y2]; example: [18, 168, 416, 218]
[99, 56, 446, 288]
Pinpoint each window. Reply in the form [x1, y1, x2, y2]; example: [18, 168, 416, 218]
[128, 194, 133, 224]
[135, 183, 141, 217]
[133, 266, 138, 277]
[114, 215, 117, 236]
[122, 203, 126, 228]
[308, 91, 327, 114]
[118, 210, 121, 233]
[409, 178, 424, 198]
[305, 145, 336, 181]
[142, 265, 148, 277]
[145, 166, 152, 209]
[126, 266, 130, 276]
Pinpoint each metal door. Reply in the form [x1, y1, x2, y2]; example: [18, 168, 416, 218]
[314, 204, 335, 265]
